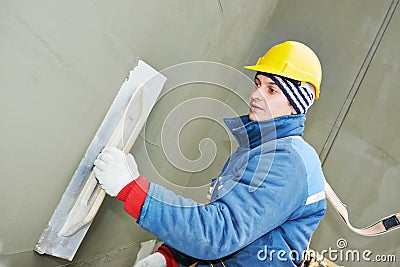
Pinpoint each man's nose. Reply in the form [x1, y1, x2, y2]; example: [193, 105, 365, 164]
[250, 86, 264, 100]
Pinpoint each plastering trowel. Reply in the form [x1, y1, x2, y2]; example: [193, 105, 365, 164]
[34, 59, 166, 261]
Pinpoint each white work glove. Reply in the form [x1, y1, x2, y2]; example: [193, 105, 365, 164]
[93, 147, 140, 197]
[134, 252, 167, 267]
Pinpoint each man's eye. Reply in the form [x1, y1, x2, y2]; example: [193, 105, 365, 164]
[269, 88, 276, 93]
[254, 82, 261, 87]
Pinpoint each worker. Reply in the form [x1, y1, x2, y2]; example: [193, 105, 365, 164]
[94, 40, 327, 266]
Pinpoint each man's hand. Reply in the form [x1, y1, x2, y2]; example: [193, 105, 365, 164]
[93, 147, 139, 196]
[134, 252, 167, 267]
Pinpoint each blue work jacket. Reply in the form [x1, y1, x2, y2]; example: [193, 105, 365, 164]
[138, 114, 326, 266]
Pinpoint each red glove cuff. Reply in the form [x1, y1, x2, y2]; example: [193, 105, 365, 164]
[116, 175, 149, 219]
[117, 179, 178, 267]
[157, 245, 179, 267]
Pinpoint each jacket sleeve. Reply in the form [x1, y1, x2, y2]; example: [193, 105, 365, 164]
[134, 149, 308, 260]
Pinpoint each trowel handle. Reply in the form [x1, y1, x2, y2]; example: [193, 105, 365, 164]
[60, 87, 146, 236]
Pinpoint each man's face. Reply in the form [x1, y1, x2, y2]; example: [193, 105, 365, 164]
[248, 74, 296, 121]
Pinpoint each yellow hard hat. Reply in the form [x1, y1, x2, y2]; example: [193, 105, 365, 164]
[245, 41, 322, 99]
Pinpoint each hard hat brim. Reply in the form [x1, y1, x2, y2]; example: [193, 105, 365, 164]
[244, 65, 320, 100]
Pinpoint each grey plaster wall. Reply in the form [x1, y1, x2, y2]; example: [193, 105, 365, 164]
[1, 0, 400, 266]
[0, 1, 278, 266]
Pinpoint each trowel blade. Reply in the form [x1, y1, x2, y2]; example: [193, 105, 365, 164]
[34, 59, 166, 261]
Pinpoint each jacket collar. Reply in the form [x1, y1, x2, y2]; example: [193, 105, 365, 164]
[223, 114, 306, 149]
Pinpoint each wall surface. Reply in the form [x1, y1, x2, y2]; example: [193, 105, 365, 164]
[1, 0, 399, 266]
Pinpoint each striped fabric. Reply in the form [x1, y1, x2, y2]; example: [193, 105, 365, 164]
[259, 72, 316, 114]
